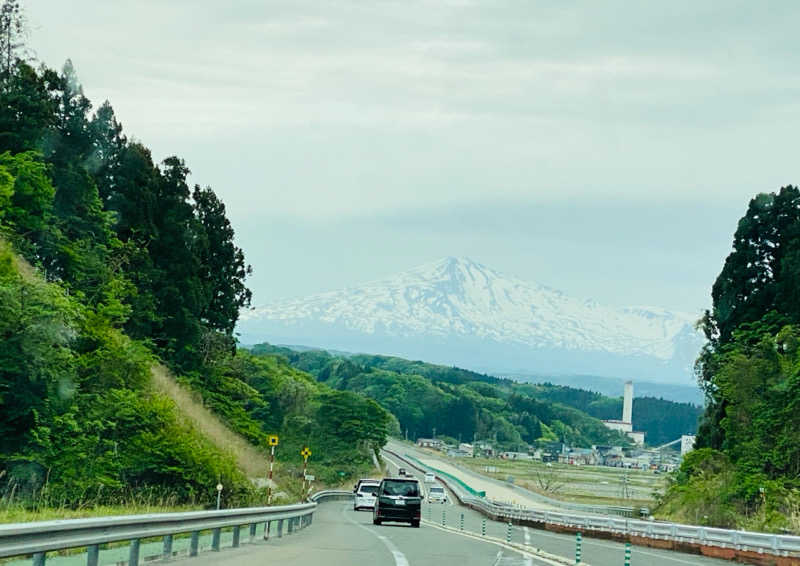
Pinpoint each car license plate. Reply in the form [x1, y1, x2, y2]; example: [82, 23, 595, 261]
[396, 499, 405, 505]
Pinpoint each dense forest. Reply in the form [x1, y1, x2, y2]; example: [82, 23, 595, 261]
[251, 344, 699, 449]
[0, 8, 389, 512]
[658, 186, 800, 533]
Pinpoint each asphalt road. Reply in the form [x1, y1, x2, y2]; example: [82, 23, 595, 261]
[382, 449, 734, 566]
[173, 500, 550, 566]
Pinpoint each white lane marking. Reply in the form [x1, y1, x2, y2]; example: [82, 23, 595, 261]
[491, 550, 504, 566]
[522, 527, 533, 566]
[342, 504, 411, 566]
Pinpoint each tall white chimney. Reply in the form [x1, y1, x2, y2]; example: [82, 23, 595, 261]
[623, 381, 633, 424]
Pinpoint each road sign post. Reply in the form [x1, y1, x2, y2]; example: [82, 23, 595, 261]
[216, 483, 223, 510]
[301, 447, 311, 498]
[267, 435, 279, 505]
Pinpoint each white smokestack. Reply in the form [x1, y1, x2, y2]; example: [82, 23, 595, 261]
[623, 381, 633, 424]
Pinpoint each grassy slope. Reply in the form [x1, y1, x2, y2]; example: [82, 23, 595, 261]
[150, 365, 269, 479]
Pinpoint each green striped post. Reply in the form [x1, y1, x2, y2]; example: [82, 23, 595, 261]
[481, 517, 486, 537]
[460, 513, 464, 531]
[506, 522, 513, 543]
[624, 542, 631, 566]
[576, 532, 582, 564]
[442, 508, 446, 527]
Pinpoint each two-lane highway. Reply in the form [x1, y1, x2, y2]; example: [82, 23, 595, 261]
[174, 500, 552, 566]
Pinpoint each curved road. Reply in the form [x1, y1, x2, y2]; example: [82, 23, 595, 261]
[173, 500, 550, 566]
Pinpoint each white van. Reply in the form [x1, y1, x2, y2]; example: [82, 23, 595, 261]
[354, 480, 381, 511]
[424, 472, 435, 483]
[427, 484, 447, 504]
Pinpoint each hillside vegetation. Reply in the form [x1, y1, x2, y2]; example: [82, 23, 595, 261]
[251, 344, 635, 448]
[0, 22, 390, 515]
[254, 344, 701, 448]
[658, 186, 800, 534]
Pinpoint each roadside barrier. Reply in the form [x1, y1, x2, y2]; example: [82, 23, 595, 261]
[0, 490, 353, 565]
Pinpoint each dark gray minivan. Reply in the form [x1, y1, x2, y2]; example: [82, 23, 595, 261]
[373, 477, 422, 527]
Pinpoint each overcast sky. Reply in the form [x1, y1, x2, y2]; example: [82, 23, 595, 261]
[25, 1, 800, 314]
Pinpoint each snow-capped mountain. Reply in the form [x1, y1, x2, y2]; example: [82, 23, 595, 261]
[238, 257, 704, 384]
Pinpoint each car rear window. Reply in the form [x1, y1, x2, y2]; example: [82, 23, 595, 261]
[359, 485, 379, 495]
[430, 486, 444, 493]
[382, 480, 419, 496]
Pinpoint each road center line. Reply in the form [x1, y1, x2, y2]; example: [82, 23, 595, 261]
[343, 504, 411, 566]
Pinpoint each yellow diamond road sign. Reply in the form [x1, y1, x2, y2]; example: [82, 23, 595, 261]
[268, 435, 279, 446]
[301, 447, 311, 458]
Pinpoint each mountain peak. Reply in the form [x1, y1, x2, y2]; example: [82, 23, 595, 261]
[239, 258, 703, 384]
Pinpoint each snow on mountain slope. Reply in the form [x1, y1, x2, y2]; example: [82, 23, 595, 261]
[239, 258, 703, 379]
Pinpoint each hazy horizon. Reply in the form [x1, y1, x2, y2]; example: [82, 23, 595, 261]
[26, 1, 800, 314]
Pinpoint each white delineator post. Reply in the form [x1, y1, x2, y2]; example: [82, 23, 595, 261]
[268, 445, 275, 504]
[623, 381, 633, 424]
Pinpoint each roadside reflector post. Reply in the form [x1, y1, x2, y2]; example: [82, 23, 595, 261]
[460, 513, 464, 531]
[161, 535, 173, 560]
[576, 531, 582, 564]
[87, 544, 100, 566]
[442, 508, 446, 527]
[507, 522, 513, 544]
[625, 542, 631, 566]
[301, 447, 312, 499]
[482, 517, 486, 537]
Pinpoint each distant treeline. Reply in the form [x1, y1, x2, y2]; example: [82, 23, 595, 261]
[251, 344, 700, 448]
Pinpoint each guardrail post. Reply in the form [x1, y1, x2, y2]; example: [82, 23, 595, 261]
[288, 517, 294, 534]
[308, 512, 313, 526]
[624, 542, 631, 566]
[232, 525, 241, 547]
[129, 539, 140, 566]
[575, 532, 581, 564]
[87, 544, 99, 566]
[278, 518, 284, 537]
[249, 523, 257, 541]
[212, 528, 221, 551]
[32, 552, 45, 566]
[162, 535, 173, 560]
[190, 531, 200, 556]
[264, 520, 271, 540]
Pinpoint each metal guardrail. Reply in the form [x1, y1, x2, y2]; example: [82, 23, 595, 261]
[386, 449, 800, 558]
[0, 490, 354, 565]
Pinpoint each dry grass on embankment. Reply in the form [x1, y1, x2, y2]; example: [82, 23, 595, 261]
[150, 365, 269, 479]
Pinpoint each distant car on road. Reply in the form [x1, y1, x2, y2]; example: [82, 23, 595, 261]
[354, 480, 380, 511]
[424, 472, 435, 483]
[373, 477, 421, 528]
[398, 467, 407, 476]
[427, 484, 447, 504]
